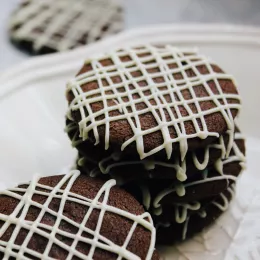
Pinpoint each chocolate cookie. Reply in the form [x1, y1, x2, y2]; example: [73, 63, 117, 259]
[0, 171, 159, 260]
[9, 0, 123, 55]
[155, 183, 236, 244]
[66, 44, 241, 161]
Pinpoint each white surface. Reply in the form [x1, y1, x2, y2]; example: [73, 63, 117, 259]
[0, 25, 260, 259]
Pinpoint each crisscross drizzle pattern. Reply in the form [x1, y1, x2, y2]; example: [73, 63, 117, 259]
[0, 171, 155, 260]
[67, 44, 241, 160]
[10, 0, 123, 52]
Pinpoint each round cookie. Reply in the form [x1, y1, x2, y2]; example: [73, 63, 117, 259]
[66, 44, 241, 161]
[9, 0, 123, 55]
[155, 183, 236, 244]
[0, 171, 159, 260]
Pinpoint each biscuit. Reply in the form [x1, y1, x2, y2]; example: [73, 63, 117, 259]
[9, 0, 123, 55]
[0, 171, 159, 259]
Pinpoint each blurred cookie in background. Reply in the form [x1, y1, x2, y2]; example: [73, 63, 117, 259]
[65, 44, 246, 244]
[9, 0, 124, 55]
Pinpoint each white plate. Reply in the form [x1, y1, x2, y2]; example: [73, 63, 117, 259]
[0, 24, 260, 260]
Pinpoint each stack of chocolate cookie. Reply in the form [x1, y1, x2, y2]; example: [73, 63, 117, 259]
[9, 0, 123, 55]
[65, 44, 246, 244]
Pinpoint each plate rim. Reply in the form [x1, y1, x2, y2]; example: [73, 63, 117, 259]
[1, 23, 260, 100]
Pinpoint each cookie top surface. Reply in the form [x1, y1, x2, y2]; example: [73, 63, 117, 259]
[0, 171, 158, 260]
[9, 0, 123, 54]
[67, 44, 241, 160]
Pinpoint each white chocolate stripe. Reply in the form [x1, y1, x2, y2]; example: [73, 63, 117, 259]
[182, 216, 190, 240]
[212, 184, 236, 211]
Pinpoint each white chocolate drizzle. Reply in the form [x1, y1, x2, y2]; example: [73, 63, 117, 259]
[0, 171, 156, 260]
[138, 184, 151, 211]
[175, 183, 186, 197]
[174, 202, 201, 223]
[67, 44, 241, 161]
[182, 216, 190, 241]
[10, 0, 123, 52]
[198, 210, 207, 218]
[156, 183, 236, 241]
